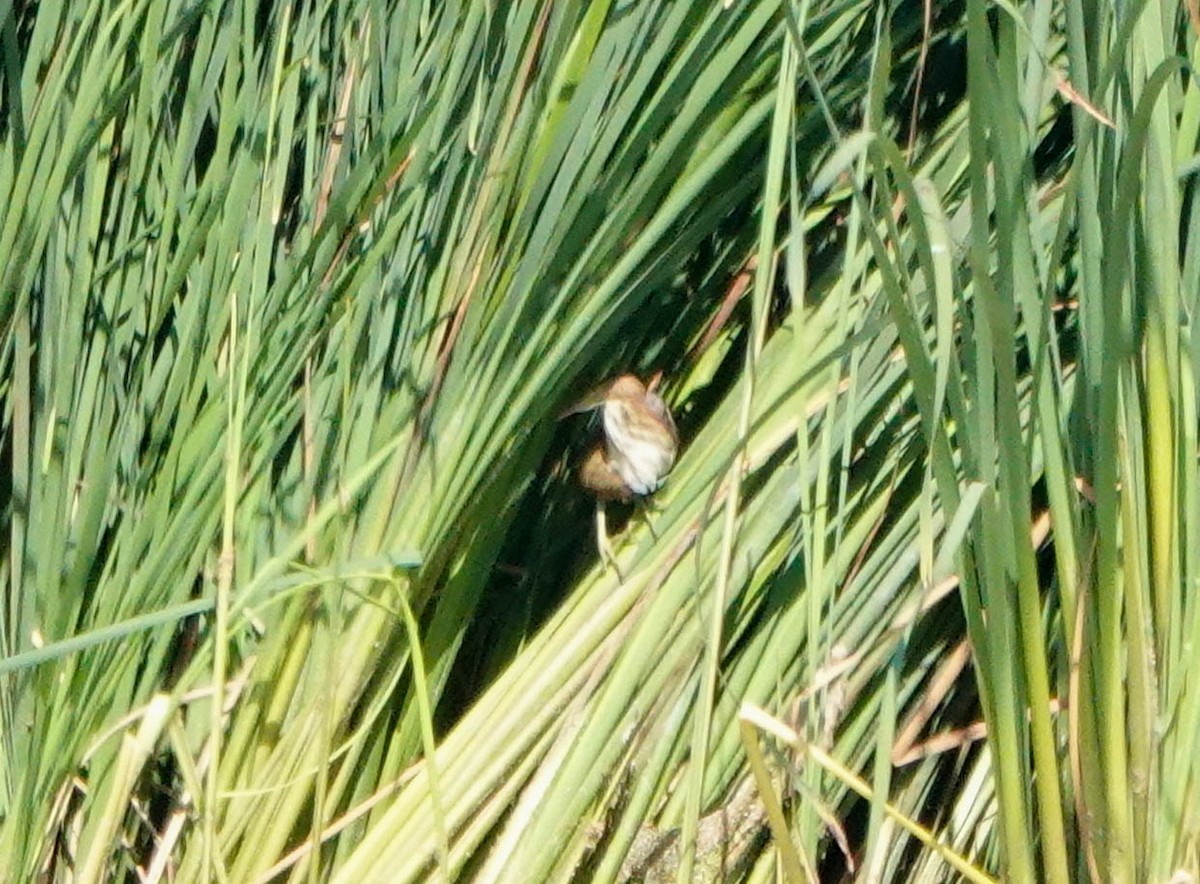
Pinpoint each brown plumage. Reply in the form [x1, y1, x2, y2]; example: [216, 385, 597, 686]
[575, 375, 678, 499]
[569, 373, 678, 573]
[578, 443, 633, 502]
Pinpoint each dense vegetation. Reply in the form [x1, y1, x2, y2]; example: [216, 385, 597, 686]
[2, 0, 1198, 881]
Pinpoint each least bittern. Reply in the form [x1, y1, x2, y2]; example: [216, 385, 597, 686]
[567, 374, 678, 572]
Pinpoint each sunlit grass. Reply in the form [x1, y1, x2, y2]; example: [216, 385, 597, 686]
[2, 0, 1199, 881]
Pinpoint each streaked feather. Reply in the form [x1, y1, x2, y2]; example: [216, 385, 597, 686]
[576, 374, 678, 500]
[603, 397, 677, 496]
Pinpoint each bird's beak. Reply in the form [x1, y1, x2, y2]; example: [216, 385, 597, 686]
[558, 382, 610, 419]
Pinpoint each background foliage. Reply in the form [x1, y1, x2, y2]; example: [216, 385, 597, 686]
[2, 0, 1199, 881]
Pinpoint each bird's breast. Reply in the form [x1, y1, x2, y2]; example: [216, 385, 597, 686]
[603, 401, 677, 496]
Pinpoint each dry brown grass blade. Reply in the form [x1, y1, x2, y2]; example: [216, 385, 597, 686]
[1054, 71, 1115, 130]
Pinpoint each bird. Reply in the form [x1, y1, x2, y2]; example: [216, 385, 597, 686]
[567, 374, 678, 573]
